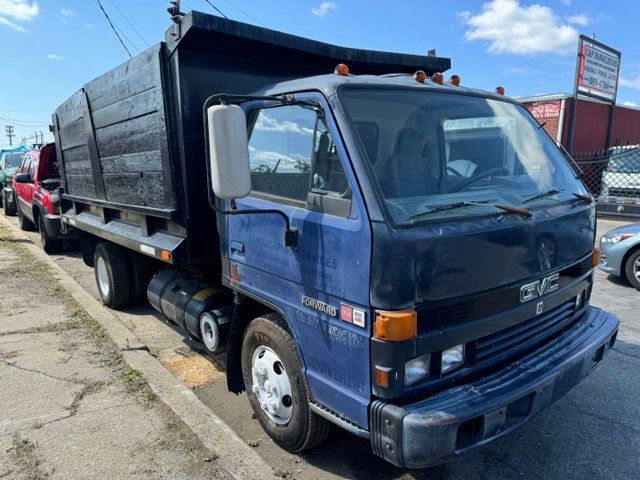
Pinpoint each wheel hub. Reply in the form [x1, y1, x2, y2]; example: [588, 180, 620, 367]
[96, 257, 110, 297]
[251, 346, 292, 425]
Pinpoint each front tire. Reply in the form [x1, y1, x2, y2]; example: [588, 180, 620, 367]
[241, 315, 331, 453]
[624, 249, 640, 290]
[94, 242, 130, 308]
[38, 214, 63, 254]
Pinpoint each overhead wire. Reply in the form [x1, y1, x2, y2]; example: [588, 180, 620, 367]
[218, 0, 262, 25]
[108, 0, 149, 46]
[94, 0, 133, 58]
[202, 0, 228, 19]
[0, 116, 49, 128]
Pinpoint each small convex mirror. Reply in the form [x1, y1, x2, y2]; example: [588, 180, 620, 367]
[207, 104, 251, 199]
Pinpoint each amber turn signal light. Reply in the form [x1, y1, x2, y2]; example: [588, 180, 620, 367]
[413, 70, 427, 83]
[374, 309, 417, 341]
[449, 74, 460, 86]
[431, 72, 444, 84]
[334, 63, 349, 76]
[592, 247, 601, 267]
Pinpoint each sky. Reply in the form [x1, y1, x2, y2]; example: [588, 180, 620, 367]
[1, 0, 640, 148]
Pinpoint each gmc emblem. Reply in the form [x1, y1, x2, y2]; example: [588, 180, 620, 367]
[520, 273, 559, 303]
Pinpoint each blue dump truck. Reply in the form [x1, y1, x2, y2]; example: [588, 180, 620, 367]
[51, 7, 619, 468]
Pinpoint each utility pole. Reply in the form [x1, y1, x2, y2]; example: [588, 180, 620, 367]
[5, 125, 15, 146]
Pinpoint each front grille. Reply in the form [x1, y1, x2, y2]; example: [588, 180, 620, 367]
[475, 299, 578, 364]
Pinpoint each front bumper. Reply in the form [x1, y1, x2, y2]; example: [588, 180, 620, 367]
[370, 306, 618, 468]
[42, 213, 78, 240]
[598, 240, 629, 277]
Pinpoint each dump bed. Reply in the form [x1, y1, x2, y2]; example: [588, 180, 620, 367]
[53, 10, 450, 269]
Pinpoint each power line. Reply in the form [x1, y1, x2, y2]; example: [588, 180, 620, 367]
[202, 0, 228, 19]
[0, 116, 48, 128]
[94, 0, 132, 58]
[218, 0, 262, 25]
[108, 0, 149, 46]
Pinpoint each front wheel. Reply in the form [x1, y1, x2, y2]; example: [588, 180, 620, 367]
[241, 315, 331, 453]
[624, 249, 640, 290]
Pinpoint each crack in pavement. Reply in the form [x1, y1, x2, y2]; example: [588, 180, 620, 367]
[611, 347, 640, 360]
[0, 358, 79, 385]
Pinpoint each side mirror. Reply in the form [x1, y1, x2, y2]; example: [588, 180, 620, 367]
[207, 104, 251, 199]
[14, 173, 32, 184]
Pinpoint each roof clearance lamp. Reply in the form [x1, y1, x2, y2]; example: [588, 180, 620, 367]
[431, 72, 444, 84]
[334, 63, 349, 76]
[413, 70, 427, 83]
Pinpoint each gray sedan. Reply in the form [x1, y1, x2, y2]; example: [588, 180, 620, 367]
[598, 221, 640, 289]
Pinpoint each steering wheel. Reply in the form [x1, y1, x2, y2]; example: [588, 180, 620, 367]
[446, 166, 464, 177]
[448, 167, 508, 193]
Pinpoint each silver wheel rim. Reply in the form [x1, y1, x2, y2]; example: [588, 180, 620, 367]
[251, 346, 293, 425]
[96, 257, 110, 298]
[634, 257, 640, 281]
[200, 314, 217, 351]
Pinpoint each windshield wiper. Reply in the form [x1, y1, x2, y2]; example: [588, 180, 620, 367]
[410, 201, 530, 221]
[523, 189, 564, 203]
[524, 188, 593, 204]
[572, 192, 594, 203]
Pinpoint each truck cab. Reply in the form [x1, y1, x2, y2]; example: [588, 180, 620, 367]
[207, 71, 618, 468]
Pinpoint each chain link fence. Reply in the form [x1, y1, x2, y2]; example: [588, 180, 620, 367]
[573, 145, 640, 218]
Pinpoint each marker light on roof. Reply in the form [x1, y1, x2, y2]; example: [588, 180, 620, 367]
[431, 72, 444, 84]
[413, 70, 427, 83]
[495, 86, 505, 95]
[334, 63, 349, 76]
[449, 75, 460, 86]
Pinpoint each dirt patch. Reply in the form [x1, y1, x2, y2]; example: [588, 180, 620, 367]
[159, 347, 224, 388]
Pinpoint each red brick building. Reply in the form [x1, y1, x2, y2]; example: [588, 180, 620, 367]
[518, 94, 640, 155]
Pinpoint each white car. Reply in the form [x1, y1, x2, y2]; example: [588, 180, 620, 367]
[600, 145, 640, 202]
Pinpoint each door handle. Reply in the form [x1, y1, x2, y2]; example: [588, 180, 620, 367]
[230, 241, 245, 257]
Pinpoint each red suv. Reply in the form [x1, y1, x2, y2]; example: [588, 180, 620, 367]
[13, 143, 73, 252]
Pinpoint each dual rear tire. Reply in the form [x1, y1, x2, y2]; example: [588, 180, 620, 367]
[93, 242, 158, 308]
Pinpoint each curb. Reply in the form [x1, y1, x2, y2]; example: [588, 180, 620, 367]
[0, 215, 278, 480]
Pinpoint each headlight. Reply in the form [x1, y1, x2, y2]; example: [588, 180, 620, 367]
[404, 354, 430, 385]
[601, 233, 638, 244]
[441, 344, 465, 374]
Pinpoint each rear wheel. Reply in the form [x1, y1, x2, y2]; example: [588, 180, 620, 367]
[94, 242, 130, 308]
[2, 191, 16, 216]
[38, 214, 63, 254]
[241, 315, 331, 453]
[17, 204, 35, 231]
[624, 249, 640, 290]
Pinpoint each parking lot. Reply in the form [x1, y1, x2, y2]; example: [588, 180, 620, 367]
[4, 215, 640, 479]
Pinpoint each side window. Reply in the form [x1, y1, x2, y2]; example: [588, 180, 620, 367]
[247, 104, 351, 214]
[27, 158, 35, 176]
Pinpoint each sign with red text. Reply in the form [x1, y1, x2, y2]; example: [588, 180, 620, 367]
[576, 35, 621, 103]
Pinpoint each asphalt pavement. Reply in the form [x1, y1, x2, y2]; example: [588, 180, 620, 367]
[3, 214, 639, 479]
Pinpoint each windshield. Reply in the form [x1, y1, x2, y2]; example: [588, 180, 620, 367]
[339, 87, 586, 224]
[605, 148, 640, 173]
[3, 153, 24, 169]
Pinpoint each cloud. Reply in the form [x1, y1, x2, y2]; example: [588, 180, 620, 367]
[460, 0, 578, 55]
[567, 13, 590, 26]
[0, 0, 38, 31]
[47, 53, 64, 60]
[254, 114, 314, 135]
[84, 22, 94, 29]
[0, 15, 25, 31]
[620, 75, 640, 90]
[312, 1, 337, 18]
[60, 8, 75, 17]
[622, 101, 637, 107]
